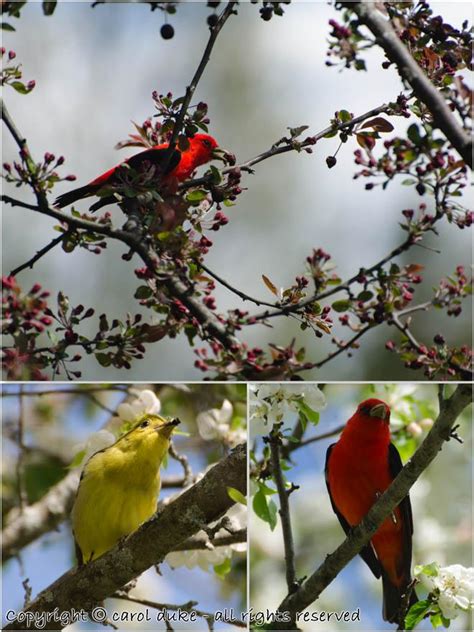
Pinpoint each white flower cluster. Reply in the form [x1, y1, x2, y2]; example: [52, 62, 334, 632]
[416, 563, 474, 619]
[73, 389, 162, 467]
[165, 502, 246, 571]
[196, 399, 246, 447]
[249, 383, 326, 436]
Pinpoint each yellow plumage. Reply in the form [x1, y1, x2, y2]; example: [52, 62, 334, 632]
[71, 414, 180, 565]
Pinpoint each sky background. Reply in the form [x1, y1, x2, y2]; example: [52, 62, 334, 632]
[249, 383, 473, 631]
[2, 1, 472, 381]
[2, 384, 247, 630]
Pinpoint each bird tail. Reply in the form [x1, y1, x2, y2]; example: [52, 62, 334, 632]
[382, 572, 418, 625]
[54, 184, 95, 208]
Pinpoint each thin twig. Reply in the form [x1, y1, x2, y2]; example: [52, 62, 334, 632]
[168, 2, 237, 151]
[1, 385, 128, 398]
[251, 235, 414, 322]
[10, 231, 70, 277]
[268, 430, 298, 593]
[171, 528, 246, 551]
[179, 102, 393, 191]
[168, 440, 193, 487]
[198, 261, 276, 309]
[287, 424, 346, 453]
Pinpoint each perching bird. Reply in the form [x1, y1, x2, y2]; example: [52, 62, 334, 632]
[55, 133, 221, 209]
[325, 398, 418, 624]
[71, 414, 180, 565]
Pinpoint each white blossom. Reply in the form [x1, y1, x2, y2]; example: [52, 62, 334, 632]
[196, 399, 245, 447]
[112, 388, 161, 427]
[73, 389, 161, 469]
[165, 500, 246, 571]
[416, 563, 474, 620]
[249, 383, 326, 436]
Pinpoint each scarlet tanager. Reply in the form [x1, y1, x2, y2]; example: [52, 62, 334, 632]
[71, 414, 180, 565]
[325, 398, 418, 624]
[55, 133, 222, 209]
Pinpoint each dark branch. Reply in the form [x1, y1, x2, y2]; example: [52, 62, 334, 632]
[168, 2, 237, 149]
[171, 527, 246, 551]
[10, 231, 70, 277]
[350, 2, 472, 168]
[269, 431, 298, 593]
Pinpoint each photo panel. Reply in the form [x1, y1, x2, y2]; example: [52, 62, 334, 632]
[249, 383, 472, 631]
[2, 383, 247, 630]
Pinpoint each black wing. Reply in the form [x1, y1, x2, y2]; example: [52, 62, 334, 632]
[127, 146, 181, 177]
[325, 444, 382, 579]
[388, 442, 414, 572]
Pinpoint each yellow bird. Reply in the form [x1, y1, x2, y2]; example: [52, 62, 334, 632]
[71, 414, 180, 565]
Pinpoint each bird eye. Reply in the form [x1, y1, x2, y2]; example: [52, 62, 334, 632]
[140, 420, 150, 428]
[202, 139, 212, 148]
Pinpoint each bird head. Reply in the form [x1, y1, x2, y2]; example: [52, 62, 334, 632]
[188, 133, 233, 166]
[119, 414, 180, 460]
[356, 398, 391, 423]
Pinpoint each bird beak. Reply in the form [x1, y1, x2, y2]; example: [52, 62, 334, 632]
[158, 418, 181, 436]
[211, 147, 235, 165]
[369, 403, 389, 421]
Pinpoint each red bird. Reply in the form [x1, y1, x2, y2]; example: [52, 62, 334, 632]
[325, 398, 418, 624]
[55, 133, 221, 209]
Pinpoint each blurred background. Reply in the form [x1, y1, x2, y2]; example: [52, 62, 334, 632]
[2, 383, 247, 630]
[249, 383, 473, 631]
[2, 1, 472, 380]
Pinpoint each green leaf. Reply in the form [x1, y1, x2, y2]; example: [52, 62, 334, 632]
[95, 353, 112, 367]
[415, 562, 439, 577]
[338, 109, 352, 123]
[296, 401, 320, 426]
[10, 81, 31, 95]
[1, 22, 16, 31]
[407, 124, 422, 146]
[253, 489, 278, 530]
[357, 290, 373, 302]
[134, 285, 152, 300]
[332, 299, 351, 313]
[227, 486, 247, 506]
[186, 189, 208, 202]
[214, 556, 232, 578]
[405, 600, 433, 631]
[257, 481, 277, 496]
[429, 612, 445, 629]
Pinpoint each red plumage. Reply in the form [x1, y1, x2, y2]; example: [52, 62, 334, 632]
[325, 398, 418, 624]
[54, 133, 219, 209]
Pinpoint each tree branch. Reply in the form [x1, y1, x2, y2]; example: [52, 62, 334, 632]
[1, 193, 240, 350]
[271, 383, 472, 628]
[168, 2, 237, 149]
[2, 470, 81, 563]
[350, 2, 472, 168]
[171, 528, 246, 551]
[269, 431, 298, 593]
[10, 231, 71, 277]
[5, 443, 246, 631]
[179, 102, 394, 192]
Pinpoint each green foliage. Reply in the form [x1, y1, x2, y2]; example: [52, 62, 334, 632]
[227, 486, 247, 506]
[253, 484, 278, 531]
